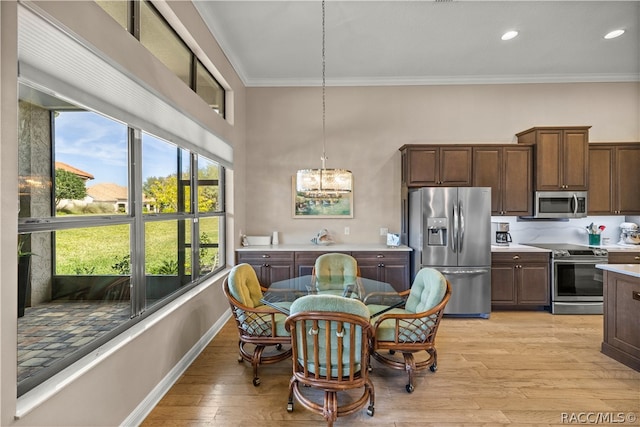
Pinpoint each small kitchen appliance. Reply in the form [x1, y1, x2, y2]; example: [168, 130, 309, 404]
[491, 222, 512, 246]
[619, 222, 640, 245]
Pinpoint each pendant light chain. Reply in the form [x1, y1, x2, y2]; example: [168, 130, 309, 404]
[321, 0, 327, 169]
[295, 0, 352, 195]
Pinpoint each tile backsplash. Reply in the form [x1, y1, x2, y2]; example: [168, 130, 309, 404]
[490, 216, 636, 246]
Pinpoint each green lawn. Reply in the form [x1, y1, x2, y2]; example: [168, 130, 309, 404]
[55, 219, 219, 275]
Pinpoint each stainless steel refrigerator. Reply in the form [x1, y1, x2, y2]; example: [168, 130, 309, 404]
[408, 187, 491, 318]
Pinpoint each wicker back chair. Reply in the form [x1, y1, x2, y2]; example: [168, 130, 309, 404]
[369, 267, 451, 393]
[311, 253, 361, 296]
[285, 294, 375, 426]
[223, 263, 291, 386]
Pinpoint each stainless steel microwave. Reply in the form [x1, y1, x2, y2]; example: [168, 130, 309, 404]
[534, 191, 588, 218]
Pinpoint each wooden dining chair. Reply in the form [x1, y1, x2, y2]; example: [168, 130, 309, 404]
[369, 267, 451, 393]
[223, 263, 292, 386]
[285, 294, 375, 426]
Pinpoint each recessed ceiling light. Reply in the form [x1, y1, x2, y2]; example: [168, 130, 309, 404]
[604, 29, 625, 39]
[501, 30, 519, 41]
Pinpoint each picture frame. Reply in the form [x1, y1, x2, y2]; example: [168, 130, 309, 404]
[292, 176, 353, 218]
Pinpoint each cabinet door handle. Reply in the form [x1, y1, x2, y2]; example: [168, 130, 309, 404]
[378, 263, 385, 267]
[262, 263, 270, 267]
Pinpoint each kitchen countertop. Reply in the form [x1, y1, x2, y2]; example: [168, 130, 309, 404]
[491, 243, 640, 253]
[236, 244, 412, 252]
[491, 244, 551, 252]
[596, 263, 640, 278]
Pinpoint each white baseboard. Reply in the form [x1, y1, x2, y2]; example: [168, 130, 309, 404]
[122, 310, 232, 427]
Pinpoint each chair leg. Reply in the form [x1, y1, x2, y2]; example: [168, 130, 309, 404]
[251, 344, 266, 386]
[366, 379, 375, 416]
[323, 391, 338, 427]
[428, 348, 438, 372]
[402, 352, 416, 393]
[287, 378, 296, 412]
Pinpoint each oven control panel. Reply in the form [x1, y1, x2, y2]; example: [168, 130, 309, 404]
[552, 248, 608, 259]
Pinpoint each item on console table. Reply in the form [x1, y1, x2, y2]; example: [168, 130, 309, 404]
[311, 228, 334, 245]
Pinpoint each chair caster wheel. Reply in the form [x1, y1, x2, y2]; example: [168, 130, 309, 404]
[287, 402, 293, 412]
[367, 406, 375, 416]
[253, 378, 261, 386]
[237, 355, 243, 363]
[406, 384, 414, 393]
[430, 363, 437, 372]
[276, 343, 282, 350]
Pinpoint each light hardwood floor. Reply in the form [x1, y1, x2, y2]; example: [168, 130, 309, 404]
[142, 312, 639, 426]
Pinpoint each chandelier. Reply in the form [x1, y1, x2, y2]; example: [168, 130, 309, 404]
[296, 0, 352, 196]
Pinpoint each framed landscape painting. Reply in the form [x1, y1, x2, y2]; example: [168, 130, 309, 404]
[292, 176, 353, 218]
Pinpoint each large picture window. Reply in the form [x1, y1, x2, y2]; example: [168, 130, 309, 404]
[17, 83, 226, 396]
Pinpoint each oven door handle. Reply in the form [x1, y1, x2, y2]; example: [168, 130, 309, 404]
[553, 259, 607, 264]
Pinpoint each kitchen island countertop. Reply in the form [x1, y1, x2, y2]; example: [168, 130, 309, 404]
[596, 263, 640, 278]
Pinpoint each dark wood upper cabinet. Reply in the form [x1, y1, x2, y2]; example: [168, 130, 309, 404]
[473, 145, 532, 216]
[400, 145, 472, 187]
[588, 143, 640, 215]
[516, 127, 590, 191]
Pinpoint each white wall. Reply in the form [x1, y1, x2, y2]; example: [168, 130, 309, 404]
[1, 1, 246, 425]
[245, 83, 640, 244]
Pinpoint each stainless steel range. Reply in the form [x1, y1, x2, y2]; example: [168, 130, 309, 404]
[524, 243, 608, 314]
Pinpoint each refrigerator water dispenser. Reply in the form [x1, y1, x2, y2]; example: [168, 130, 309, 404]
[427, 217, 447, 246]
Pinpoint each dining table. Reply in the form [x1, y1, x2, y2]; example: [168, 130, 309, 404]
[261, 275, 406, 317]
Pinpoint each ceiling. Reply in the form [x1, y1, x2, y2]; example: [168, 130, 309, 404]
[193, 1, 640, 87]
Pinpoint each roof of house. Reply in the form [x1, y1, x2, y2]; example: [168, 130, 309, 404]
[54, 162, 94, 180]
[86, 183, 127, 202]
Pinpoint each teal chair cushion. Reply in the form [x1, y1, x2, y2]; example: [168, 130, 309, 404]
[314, 253, 358, 292]
[405, 268, 447, 314]
[290, 294, 369, 376]
[228, 263, 263, 308]
[372, 268, 446, 343]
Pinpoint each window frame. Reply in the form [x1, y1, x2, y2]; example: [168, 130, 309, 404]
[17, 85, 227, 396]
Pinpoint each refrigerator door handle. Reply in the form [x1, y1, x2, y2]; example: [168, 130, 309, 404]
[439, 268, 491, 275]
[452, 201, 459, 253]
[458, 200, 465, 252]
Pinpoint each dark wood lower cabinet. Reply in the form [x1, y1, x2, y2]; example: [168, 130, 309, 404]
[235, 251, 295, 286]
[601, 270, 640, 371]
[237, 249, 411, 290]
[293, 251, 350, 277]
[351, 251, 411, 292]
[491, 252, 550, 309]
[607, 251, 640, 264]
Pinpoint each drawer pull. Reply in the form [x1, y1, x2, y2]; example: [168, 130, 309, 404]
[262, 254, 270, 258]
[635, 256, 640, 261]
[512, 255, 520, 260]
[633, 291, 640, 302]
[376, 254, 384, 258]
